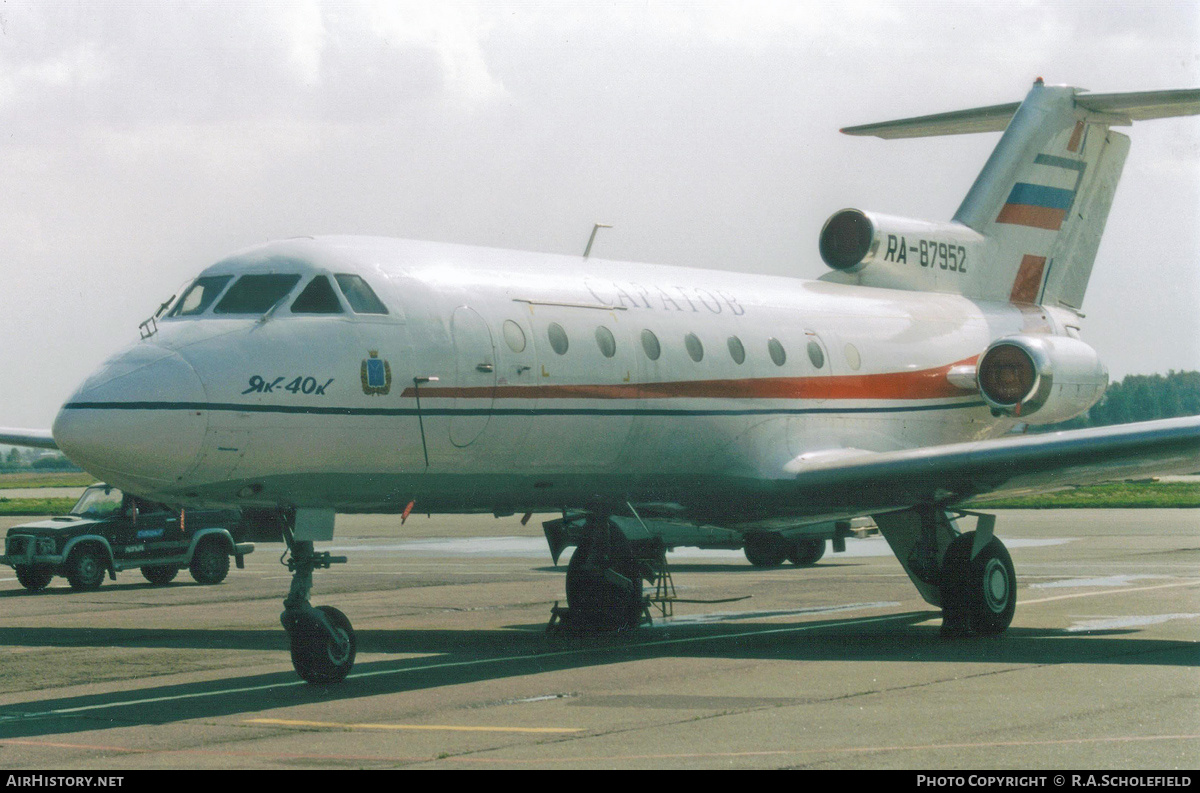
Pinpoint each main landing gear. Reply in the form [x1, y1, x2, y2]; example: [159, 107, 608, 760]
[562, 515, 649, 631]
[280, 525, 356, 684]
[874, 507, 1017, 638]
[938, 530, 1017, 636]
[743, 534, 826, 568]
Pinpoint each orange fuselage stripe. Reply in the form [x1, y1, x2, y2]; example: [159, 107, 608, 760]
[401, 357, 980, 401]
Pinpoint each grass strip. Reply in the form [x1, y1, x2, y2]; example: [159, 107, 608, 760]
[971, 482, 1200, 509]
[0, 472, 95, 489]
[0, 497, 78, 515]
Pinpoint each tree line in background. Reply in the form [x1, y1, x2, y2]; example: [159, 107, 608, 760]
[1, 448, 81, 472]
[1040, 370, 1200, 431]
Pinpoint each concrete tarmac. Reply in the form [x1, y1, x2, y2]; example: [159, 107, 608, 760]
[0, 509, 1196, 770]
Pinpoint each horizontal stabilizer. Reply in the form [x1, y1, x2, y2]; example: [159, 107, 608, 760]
[0, 428, 58, 450]
[1075, 88, 1200, 121]
[842, 101, 1019, 139]
[842, 86, 1200, 139]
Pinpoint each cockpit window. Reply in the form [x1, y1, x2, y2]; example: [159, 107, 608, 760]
[334, 274, 389, 314]
[168, 275, 233, 317]
[290, 276, 344, 314]
[213, 274, 302, 314]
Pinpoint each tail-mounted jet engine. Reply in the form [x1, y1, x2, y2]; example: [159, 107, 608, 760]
[976, 335, 1108, 424]
[818, 208, 987, 293]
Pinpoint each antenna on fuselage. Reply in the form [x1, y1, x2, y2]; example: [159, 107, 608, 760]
[583, 223, 612, 259]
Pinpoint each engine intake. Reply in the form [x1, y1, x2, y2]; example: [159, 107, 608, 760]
[977, 335, 1108, 425]
[819, 209, 875, 272]
[818, 209, 987, 292]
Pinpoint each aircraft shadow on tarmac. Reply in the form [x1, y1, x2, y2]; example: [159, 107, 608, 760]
[0, 611, 1196, 742]
[531, 561, 869, 574]
[0, 581, 249, 597]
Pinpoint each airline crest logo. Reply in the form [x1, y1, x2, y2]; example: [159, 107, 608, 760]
[361, 350, 392, 396]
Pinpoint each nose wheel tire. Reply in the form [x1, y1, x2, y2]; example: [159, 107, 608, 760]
[287, 605, 356, 685]
[939, 532, 1017, 636]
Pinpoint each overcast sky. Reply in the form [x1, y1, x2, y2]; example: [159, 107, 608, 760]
[1, 0, 1198, 430]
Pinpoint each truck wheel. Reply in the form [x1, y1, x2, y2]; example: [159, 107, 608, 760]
[15, 565, 53, 592]
[189, 537, 230, 584]
[142, 565, 179, 586]
[66, 546, 106, 591]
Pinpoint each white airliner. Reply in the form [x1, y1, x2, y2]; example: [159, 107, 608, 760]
[3, 79, 1200, 684]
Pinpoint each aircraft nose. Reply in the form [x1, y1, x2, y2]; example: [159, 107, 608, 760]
[53, 344, 208, 491]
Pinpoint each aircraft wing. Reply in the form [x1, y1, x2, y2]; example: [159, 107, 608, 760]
[0, 428, 58, 450]
[780, 416, 1200, 515]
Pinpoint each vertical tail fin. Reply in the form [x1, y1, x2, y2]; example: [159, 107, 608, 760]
[841, 81, 1199, 307]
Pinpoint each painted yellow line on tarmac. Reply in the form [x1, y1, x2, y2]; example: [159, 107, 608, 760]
[438, 732, 1200, 765]
[246, 718, 581, 734]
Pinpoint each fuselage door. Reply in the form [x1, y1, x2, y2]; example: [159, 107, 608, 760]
[450, 306, 497, 447]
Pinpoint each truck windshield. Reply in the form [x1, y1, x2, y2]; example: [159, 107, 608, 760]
[70, 486, 124, 518]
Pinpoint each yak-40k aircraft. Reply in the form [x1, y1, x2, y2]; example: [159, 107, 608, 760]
[4, 79, 1200, 684]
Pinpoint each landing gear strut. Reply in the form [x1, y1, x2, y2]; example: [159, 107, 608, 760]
[280, 526, 355, 684]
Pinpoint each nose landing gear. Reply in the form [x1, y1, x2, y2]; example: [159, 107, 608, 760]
[280, 529, 355, 684]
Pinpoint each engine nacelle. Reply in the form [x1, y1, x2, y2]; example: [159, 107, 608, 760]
[819, 208, 986, 292]
[976, 335, 1108, 425]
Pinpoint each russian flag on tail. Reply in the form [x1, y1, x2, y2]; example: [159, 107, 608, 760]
[995, 182, 1075, 230]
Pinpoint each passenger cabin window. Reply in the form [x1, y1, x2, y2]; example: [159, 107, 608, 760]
[595, 326, 616, 358]
[334, 274, 389, 314]
[767, 337, 787, 367]
[685, 333, 704, 362]
[547, 323, 569, 355]
[213, 274, 302, 314]
[727, 335, 746, 365]
[641, 329, 661, 361]
[503, 320, 526, 352]
[291, 276, 343, 314]
[169, 275, 232, 317]
[807, 340, 825, 369]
